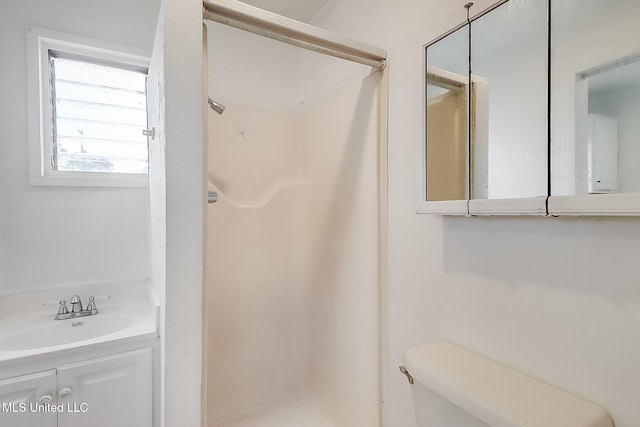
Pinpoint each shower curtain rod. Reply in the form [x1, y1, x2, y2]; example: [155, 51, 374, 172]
[202, 0, 386, 69]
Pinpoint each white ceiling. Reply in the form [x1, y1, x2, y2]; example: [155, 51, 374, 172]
[238, 0, 333, 23]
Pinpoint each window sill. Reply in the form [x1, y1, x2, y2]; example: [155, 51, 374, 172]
[29, 174, 148, 188]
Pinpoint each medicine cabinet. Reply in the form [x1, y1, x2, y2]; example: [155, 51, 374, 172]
[420, 0, 640, 216]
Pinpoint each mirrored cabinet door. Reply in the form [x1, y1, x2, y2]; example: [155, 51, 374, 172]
[470, 0, 548, 202]
[421, 0, 640, 216]
[551, 0, 640, 198]
[424, 25, 469, 209]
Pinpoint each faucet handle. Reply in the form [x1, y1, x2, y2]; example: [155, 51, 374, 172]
[57, 299, 68, 315]
[55, 300, 69, 319]
[86, 296, 98, 315]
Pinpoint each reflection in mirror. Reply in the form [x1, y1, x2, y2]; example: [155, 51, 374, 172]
[552, 0, 640, 196]
[471, 0, 548, 199]
[425, 25, 469, 202]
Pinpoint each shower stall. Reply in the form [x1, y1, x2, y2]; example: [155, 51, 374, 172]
[201, 1, 387, 426]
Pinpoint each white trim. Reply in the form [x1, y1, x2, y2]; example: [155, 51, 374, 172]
[202, 0, 386, 69]
[26, 27, 151, 187]
[469, 197, 547, 216]
[378, 66, 390, 427]
[29, 174, 148, 188]
[548, 194, 640, 216]
[417, 200, 469, 216]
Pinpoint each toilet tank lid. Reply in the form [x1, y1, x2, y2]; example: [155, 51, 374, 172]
[403, 340, 613, 427]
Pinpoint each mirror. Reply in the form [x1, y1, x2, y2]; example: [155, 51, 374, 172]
[423, 0, 640, 215]
[470, 0, 548, 200]
[551, 0, 640, 196]
[424, 0, 548, 208]
[425, 25, 469, 202]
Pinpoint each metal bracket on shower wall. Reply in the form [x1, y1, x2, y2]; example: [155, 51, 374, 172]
[399, 366, 414, 384]
[208, 191, 218, 203]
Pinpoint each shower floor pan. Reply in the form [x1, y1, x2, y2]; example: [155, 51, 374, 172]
[213, 399, 334, 427]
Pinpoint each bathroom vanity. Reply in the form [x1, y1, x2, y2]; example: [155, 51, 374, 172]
[0, 281, 158, 427]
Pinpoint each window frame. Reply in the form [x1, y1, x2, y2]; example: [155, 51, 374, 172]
[27, 27, 151, 187]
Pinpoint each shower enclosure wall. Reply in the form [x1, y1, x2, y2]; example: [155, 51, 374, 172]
[204, 18, 384, 427]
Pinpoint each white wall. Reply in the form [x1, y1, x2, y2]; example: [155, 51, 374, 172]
[308, 1, 640, 426]
[205, 23, 306, 424]
[207, 22, 302, 114]
[299, 72, 381, 427]
[156, 0, 205, 426]
[0, 0, 159, 292]
[205, 106, 306, 423]
[147, 5, 167, 426]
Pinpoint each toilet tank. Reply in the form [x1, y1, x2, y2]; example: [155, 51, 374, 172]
[402, 340, 613, 427]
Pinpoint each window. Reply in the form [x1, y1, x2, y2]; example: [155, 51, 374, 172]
[27, 28, 151, 186]
[50, 53, 149, 174]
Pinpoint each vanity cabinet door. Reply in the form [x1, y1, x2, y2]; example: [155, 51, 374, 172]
[57, 348, 151, 427]
[0, 370, 57, 427]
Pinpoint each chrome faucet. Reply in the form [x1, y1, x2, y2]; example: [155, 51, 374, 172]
[55, 295, 99, 320]
[70, 295, 82, 313]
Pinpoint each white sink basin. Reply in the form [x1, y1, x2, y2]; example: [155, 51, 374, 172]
[0, 281, 158, 363]
[0, 315, 134, 351]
